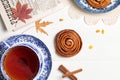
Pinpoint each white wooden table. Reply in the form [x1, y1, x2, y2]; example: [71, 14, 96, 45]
[0, 7, 120, 80]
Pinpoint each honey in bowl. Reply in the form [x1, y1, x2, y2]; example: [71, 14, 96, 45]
[3, 46, 39, 80]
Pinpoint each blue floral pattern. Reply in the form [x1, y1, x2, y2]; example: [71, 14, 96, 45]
[74, 0, 120, 13]
[0, 34, 52, 80]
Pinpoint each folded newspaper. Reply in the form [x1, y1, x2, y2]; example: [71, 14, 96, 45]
[0, 0, 64, 31]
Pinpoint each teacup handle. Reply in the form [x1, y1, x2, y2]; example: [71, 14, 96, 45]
[0, 41, 10, 53]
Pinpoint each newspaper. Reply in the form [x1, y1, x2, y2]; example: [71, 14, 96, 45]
[0, 0, 63, 31]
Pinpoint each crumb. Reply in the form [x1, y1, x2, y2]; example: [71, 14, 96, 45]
[89, 45, 93, 49]
[96, 29, 100, 33]
[59, 18, 64, 22]
[101, 29, 104, 34]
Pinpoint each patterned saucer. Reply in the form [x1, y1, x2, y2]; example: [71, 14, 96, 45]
[74, 0, 120, 13]
[0, 34, 52, 80]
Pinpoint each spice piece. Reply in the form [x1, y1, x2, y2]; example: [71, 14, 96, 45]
[62, 68, 83, 78]
[96, 29, 100, 33]
[59, 65, 77, 80]
[96, 29, 105, 34]
[101, 29, 105, 34]
[59, 18, 64, 22]
[89, 45, 93, 49]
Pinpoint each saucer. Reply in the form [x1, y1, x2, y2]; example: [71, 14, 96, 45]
[0, 34, 52, 80]
[74, 0, 120, 13]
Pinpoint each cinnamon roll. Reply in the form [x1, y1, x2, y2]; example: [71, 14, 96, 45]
[55, 29, 82, 57]
[87, 0, 111, 9]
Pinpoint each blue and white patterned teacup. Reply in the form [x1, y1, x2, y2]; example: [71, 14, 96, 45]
[0, 34, 52, 80]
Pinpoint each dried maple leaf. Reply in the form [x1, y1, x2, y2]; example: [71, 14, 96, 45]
[37, 27, 48, 35]
[35, 19, 53, 35]
[11, 1, 33, 23]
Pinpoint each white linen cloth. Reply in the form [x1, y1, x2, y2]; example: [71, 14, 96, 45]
[62, 0, 120, 25]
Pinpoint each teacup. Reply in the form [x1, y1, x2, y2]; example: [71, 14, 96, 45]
[0, 34, 52, 80]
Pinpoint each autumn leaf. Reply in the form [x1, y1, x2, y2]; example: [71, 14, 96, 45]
[11, 0, 33, 23]
[37, 27, 48, 35]
[35, 19, 53, 35]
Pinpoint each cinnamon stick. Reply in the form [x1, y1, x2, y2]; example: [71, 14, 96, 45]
[62, 68, 83, 78]
[59, 65, 77, 80]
